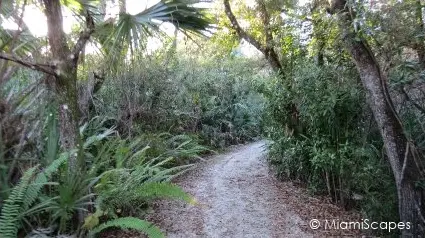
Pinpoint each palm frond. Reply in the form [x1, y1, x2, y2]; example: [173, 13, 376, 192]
[93, 0, 210, 63]
[22, 153, 68, 212]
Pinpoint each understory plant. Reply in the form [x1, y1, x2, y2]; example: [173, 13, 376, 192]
[93, 51, 265, 148]
[263, 62, 399, 230]
[0, 115, 199, 238]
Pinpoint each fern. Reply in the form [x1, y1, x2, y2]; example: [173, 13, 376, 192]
[0, 155, 66, 238]
[136, 182, 195, 204]
[145, 164, 193, 182]
[88, 217, 164, 238]
[0, 167, 37, 238]
[22, 152, 68, 211]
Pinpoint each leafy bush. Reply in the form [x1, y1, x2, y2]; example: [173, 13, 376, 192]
[93, 52, 265, 148]
[263, 62, 398, 226]
[0, 114, 203, 237]
[0, 40, 265, 236]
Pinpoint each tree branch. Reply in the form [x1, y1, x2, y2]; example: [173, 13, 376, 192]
[0, 0, 28, 85]
[223, 0, 265, 53]
[0, 53, 56, 75]
[72, 10, 95, 61]
[257, 0, 282, 71]
[258, 0, 272, 49]
[223, 0, 282, 71]
[1, 65, 17, 85]
[401, 87, 425, 115]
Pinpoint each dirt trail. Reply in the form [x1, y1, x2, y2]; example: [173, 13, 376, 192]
[147, 141, 313, 238]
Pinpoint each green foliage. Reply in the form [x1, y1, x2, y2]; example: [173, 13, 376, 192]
[21, 152, 68, 213]
[94, 149, 194, 216]
[3, 0, 425, 236]
[0, 153, 67, 238]
[135, 182, 195, 204]
[263, 62, 399, 227]
[88, 217, 164, 238]
[0, 0, 261, 237]
[94, 53, 265, 148]
[46, 172, 97, 232]
[0, 167, 38, 238]
[164, 134, 210, 162]
[0, 113, 203, 236]
[92, 0, 210, 68]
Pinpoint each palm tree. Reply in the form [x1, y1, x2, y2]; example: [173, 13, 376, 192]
[0, 0, 210, 170]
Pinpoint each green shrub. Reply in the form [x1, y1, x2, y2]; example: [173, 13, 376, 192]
[93, 53, 265, 148]
[263, 62, 398, 227]
[0, 114, 200, 237]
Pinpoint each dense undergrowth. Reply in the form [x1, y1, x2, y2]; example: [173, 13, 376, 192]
[0, 46, 266, 237]
[262, 59, 425, 235]
[93, 54, 265, 148]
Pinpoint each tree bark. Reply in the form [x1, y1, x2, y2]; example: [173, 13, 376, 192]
[43, 0, 93, 170]
[43, 0, 96, 225]
[330, 0, 424, 235]
[43, 0, 79, 153]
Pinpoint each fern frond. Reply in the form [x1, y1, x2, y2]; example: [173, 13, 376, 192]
[136, 182, 194, 204]
[22, 153, 67, 211]
[0, 166, 38, 238]
[88, 217, 164, 238]
[145, 164, 192, 182]
[0, 154, 65, 238]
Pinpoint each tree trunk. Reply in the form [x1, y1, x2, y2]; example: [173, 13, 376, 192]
[56, 69, 82, 169]
[119, 0, 126, 14]
[330, 1, 424, 235]
[43, 0, 82, 169]
[43, 0, 95, 225]
[415, 0, 425, 69]
[223, 0, 303, 136]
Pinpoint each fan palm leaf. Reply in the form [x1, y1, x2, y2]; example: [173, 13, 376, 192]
[94, 0, 210, 63]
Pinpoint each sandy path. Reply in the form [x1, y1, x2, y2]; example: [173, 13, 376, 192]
[147, 141, 312, 238]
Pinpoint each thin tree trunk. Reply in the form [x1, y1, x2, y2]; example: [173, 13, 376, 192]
[330, 1, 424, 235]
[325, 170, 332, 197]
[346, 21, 422, 238]
[119, 0, 126, 14]
[223, 0, 282, 72]
[415, 0, 425, 69]
[172, 26, 178, 51]
[43, 0, 84, 170]
[223, 0, 302, 135]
